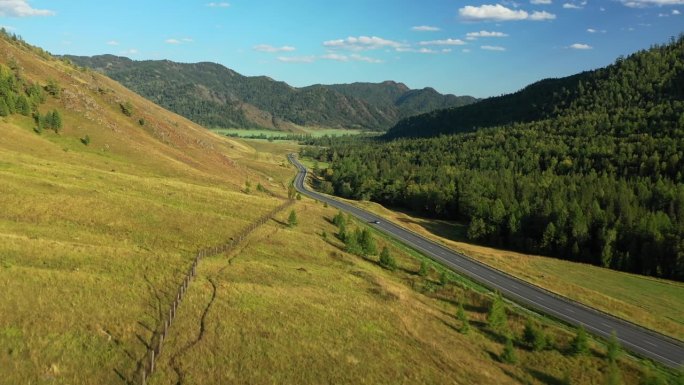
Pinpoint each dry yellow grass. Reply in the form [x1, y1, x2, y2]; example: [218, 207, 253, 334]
[345, 199, 684, 341]
[147, 198, 657, 385]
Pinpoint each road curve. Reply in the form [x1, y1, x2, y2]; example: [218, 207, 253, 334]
[289, 154, 684, 368]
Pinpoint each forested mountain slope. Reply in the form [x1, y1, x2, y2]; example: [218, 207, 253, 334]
[66, 55, 475, 131]
[307, 36, 684, 281]
[387, 35, 684, 139]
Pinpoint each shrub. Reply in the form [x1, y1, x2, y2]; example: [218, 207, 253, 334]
[522, 319, 547, 351]
[500, 336, 517, 364]
[379, 246, 397, 271]
[571, 325, 590, 356]
[80, 135, 90, 146]
[287, 210, 298, 227]
[418, 260, 429, 277]
[487, 292, 508, 333]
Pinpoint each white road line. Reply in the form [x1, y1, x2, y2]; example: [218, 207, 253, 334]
[565, 307, 575, 314]
[645, 341, 658, 348]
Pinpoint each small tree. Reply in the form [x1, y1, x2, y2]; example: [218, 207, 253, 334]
[501, 335, 517, 364]
[439, 271, 449, 285]
[333, 210, 346, 227]
[487, 292, 508, 333]
[120, 101, 133, 116]
[640, 362, 666, 385]
[360, 228, 377, 255]
[53, 110, 62, 131]
[338, 221, 347, 242]
[287, 210, 298, 227]
[379, 246, 397, 271]
[418, 260, 429, 277]
[0, 98, 9, 117]
[345, 230, 363, 256]
[45, 79, 60, 97]
[296, 192, 302, 200]
[571, 325, 590, 356]
[80, 135, 90, 146]
[606, 331, 621, 363]
[457, 302, 470, 334]
[523, 319, 547, 351]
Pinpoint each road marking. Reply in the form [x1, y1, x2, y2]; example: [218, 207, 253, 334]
[535, 295, 545, 301]
[565, 307, 575, 314]
[601, 322, 612, 329]
[644, 341, 658, 348]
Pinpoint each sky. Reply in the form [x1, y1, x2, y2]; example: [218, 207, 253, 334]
[0, 0, 683, 98]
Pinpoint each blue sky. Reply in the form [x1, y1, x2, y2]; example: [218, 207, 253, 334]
[1, 0, 682, 97]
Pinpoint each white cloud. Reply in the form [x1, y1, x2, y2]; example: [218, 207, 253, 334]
[206, 2, 230, 7]
[462, 48, 472, 53]
[253, 44, 296, 53]
[323, 36, 405, 51]
[121, 49, 139, 56]
[165, 37, 193, 45]
[531, 0, 552, 3]
[563, 3, 583, 8]
[618, 0, 684, 7]
[321, 53, 349, 61]
[107, 40, 120, 46]
[467, 30, 509, 37]
[418, 38, 466, 46]
[459, 4, 528, 20]
[349, 53, 382, 63]
[0, 0, 54, 17]
[320, 53, 382, 63]
[481, 45, 507, 51]
[277, 56, 315, 63]
[569, 43, 592, 49]
[587, 28, 606, 33]
[459, 4, 556, 21]
[411, 25, 441, 32]
[529, 10, 557, 19]
[673, 9, 681, 13]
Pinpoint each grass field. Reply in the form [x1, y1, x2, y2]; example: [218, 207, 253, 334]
[146, 196, 669, 385]
[341, 198, 684, 342]
[211, 127, 368, 139]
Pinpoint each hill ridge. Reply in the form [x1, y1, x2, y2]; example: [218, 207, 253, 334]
[65, 54, 476, 131]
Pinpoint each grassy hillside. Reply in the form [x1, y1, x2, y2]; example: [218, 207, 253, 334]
[0, 32, 288, 384]
[65, 55, 475, 131]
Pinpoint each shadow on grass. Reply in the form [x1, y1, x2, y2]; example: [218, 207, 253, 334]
[526, 368, 568, 385]
[270, 217, 288, 227]
[113, 368, 133, 385]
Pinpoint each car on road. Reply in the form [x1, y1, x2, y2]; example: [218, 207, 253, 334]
[370, 220, 381, 224]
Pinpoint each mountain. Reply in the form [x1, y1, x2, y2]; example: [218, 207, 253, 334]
[65, 54, 476, 131]
[387, 35, 684, 138]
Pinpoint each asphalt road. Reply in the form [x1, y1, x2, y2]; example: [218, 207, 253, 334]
[289, 154, 684, 368]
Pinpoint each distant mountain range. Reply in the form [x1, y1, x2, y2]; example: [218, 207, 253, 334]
[65, 55, 476, 131]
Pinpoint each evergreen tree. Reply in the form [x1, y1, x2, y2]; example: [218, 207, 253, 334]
[418, 260, 429, 277]
[571, 325, 590, 356]
[439, 271, 449, 285]
[457, 302, 470, 334]
[379, 246, 397, 271]
[487, 292, 508, 333]
[0, 98, 8, 117]
[360, 228, 377, 255]
[287, 210, 297, 227]
[338, 221, 347, 242]
[522, 319, 547, 351]
[606, 331, 621, 363]
[500, 335, 517, 364]
[345, 230, 363, 255]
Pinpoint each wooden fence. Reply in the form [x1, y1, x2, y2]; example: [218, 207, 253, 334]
[138, 199, 294, 384]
